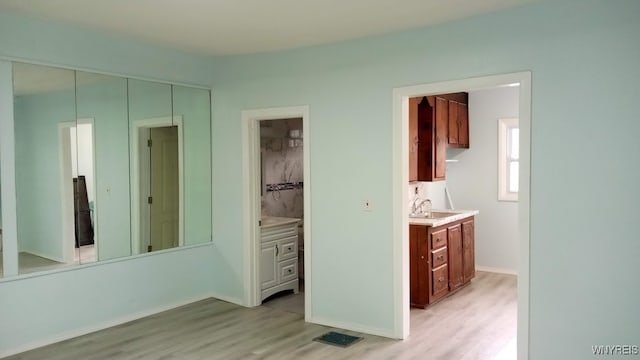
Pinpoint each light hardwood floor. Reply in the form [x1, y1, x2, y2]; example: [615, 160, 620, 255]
[6, 271, 516, 360]
[0, 246, 96, 277]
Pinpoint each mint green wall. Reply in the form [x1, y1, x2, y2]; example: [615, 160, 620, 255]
[447, 86, 520, 273]
[0, 13, 218, 356]
[173, 86, 212, 245]
[208, 0, 640, 357]
[76, 76, 131, 260]
[2, 0, 640, 358]
[14, 90, 75, 261]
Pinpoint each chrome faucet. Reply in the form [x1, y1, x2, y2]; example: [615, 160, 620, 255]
[418, 199, 432, 217]
[411, 197, 432, 217]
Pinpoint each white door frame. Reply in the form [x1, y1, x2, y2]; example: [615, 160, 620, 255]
[242, 106, 311, 320]
[392, 72, 531, 359]
[130, 116, 184, 254]
[58, 118, 98, 264]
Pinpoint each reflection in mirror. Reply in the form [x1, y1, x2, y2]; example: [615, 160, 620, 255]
[75, 71, 129, 263]
[7, 62, 212, 276]
[13, 63, 78, 274]
[0, 170, 3, 277]
[173, 85, 212, 246]
[128, 79, 178, 254]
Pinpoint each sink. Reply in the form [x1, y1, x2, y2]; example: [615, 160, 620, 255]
[410, 211, 459, 219]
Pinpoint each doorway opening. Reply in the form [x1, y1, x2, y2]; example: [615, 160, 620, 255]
[242, 106, 311, 320]
[393, 72, 531, 358]
[130, 117, 184, 255]
[59, 119, 98, 265]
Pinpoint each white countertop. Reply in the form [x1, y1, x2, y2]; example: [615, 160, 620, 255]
[261, 216, 301, 228]
[408, 209, 479, 227]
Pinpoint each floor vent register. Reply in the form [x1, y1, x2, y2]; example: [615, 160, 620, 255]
[313, 331, 363, 348]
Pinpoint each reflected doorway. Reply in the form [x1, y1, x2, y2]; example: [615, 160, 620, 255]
[59, 119, 97, 265]
[149, 126, 179, 251]
[130, 117, 183, 255]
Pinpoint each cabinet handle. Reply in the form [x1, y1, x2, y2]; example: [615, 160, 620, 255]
[276, 244, 279, 256]
[288, 269, 292, 273]
[438, 277, 444, 283]
[437, 255, 444, 261]
[287, 247, 292, 251]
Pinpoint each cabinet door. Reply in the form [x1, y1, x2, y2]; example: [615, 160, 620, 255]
[260, 243, 278, 290]
[462, 220, 475, 283]
[434, 97, 448, 180]
[458, 103, 469, 148]
[448, 100, 459, 145]
[409, 97, 420, 182]
[410, 225, 430, 307]
[448, 224, 464, 291]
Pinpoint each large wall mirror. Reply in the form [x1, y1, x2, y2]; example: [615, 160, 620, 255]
[2, 62, 212, 277]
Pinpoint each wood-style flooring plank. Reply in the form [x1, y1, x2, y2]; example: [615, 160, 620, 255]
[6, 271, 516, 360]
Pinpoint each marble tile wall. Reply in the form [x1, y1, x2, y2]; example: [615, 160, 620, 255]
[260, 118, 304, 220]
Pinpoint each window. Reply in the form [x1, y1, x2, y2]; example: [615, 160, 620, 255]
[498, 118, 519, 201]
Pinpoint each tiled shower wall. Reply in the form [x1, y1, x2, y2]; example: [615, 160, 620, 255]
[260, 118, 304, 219]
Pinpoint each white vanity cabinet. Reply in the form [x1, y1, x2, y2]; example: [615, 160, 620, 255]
[260, 217, 300, 301]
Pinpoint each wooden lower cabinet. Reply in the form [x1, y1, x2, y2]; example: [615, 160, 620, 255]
[462, 219, 475, 283]
[448, 224, 464, 291]
[410, 216, 475, 308]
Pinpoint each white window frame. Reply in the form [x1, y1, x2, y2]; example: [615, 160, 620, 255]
[498, 117, 519, 202]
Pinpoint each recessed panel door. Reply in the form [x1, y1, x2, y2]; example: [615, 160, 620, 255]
[150, 126, 179, 251]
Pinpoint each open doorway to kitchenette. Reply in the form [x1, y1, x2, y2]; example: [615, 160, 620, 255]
[392, 72, 531, 359]
[242, 106, 311, 320]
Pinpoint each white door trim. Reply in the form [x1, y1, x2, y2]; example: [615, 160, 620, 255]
[241, 105, 311, 321]
[130, 116, 184, 255]
[392, 72, 531, 359]
[58, 118, 98, 264]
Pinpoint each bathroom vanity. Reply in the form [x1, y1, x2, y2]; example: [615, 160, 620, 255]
[260, 216, 300, 301]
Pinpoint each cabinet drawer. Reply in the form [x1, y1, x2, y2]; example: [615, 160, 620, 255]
[431, 229, 447, 250]
[278, 236, 298, 261]
[261, 224, 297, 243]
[279, 258, 298, 283]
[431, 246, 448, 268]
[431, 265, 449, 298]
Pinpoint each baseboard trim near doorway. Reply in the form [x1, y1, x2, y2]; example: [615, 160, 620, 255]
[309, 316, 397, 339]
[475, 266, 518, 275]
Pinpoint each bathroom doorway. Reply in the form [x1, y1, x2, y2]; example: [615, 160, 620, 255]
[242, 106, 311, 320]
[258, 118, 305, 314]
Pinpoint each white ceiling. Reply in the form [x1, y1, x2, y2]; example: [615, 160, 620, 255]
[0, 0, 535, 56]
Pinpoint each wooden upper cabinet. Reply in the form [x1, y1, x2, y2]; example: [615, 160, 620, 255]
[409, 96, 444, 182]
[433, 97, 448, 180]
[446, 93, 469, 149]
[408, 97, 419, 182]
[458, 102, 469, 148]
[448, 101, 459, 145]
[409, 92, 467, 182]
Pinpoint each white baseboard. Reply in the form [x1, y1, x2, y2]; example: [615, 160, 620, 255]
[309, 316, 397, 339]
[209, 292, 245, 306]
[0, 294, 213, 358]
[476, 266, 518, 275]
